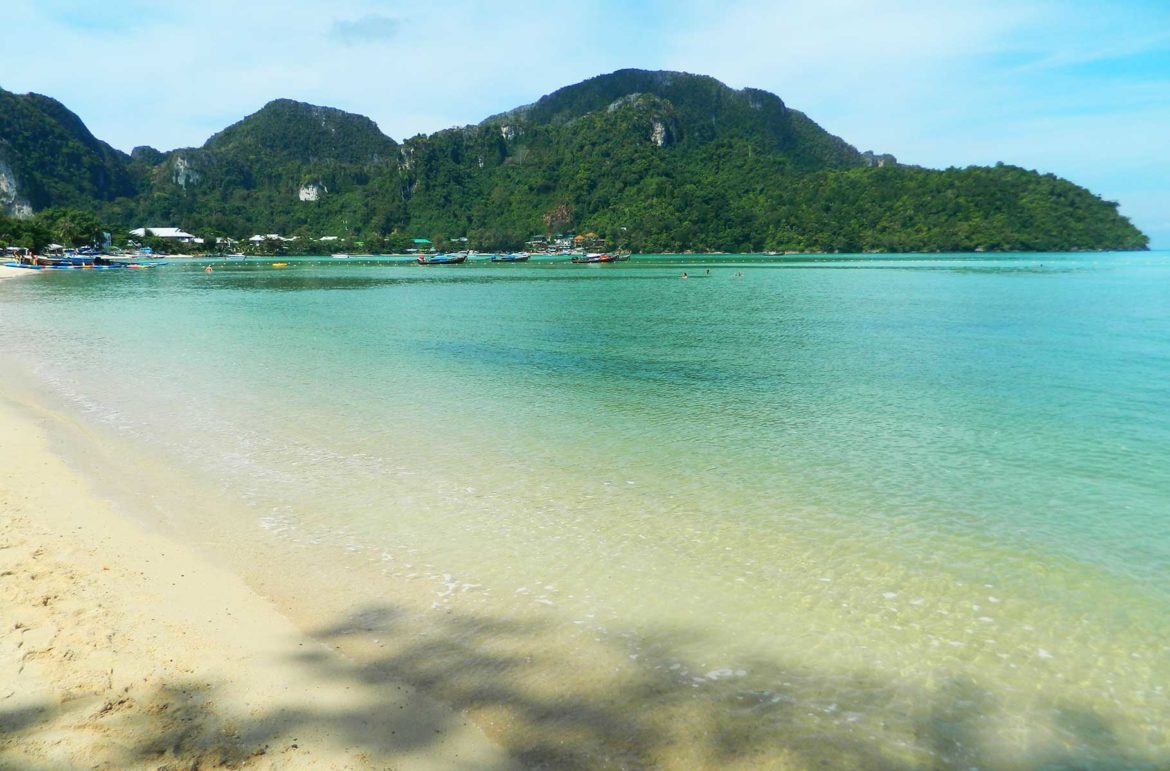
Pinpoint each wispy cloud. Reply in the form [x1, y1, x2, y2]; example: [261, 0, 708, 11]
[330, 13, 401, 45]
[36, 0, 174, 33]
[4, 0, 1169, 246]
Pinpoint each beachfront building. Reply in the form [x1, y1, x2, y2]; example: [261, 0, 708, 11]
[248, 234, 297, 243]
[129, 227, 202, 244]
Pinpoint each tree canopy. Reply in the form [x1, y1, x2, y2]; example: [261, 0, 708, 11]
[0, 71, 1148, 253]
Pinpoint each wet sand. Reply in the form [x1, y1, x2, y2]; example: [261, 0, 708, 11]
[0, 266, 32, 280]
[0, 395, 518, 770]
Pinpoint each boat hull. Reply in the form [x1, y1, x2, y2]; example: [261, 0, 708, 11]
[4, 260, 163, 271]
[418, 255, 468, 265]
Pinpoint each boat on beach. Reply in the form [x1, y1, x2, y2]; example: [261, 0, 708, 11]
[418, 252, 468, 265]
[3, 254, 165, 270]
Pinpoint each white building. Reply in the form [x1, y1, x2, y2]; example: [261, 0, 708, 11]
[248, 234, 297, 243]
[130, 227, 201, 244]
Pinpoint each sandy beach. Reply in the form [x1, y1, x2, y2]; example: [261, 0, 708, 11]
[0, 266, 31, 280]
[0, 394, 518, 769]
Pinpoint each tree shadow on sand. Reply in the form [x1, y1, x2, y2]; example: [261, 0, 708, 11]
[316, 604, 1164, 769]
[3, 602, 1164, 770]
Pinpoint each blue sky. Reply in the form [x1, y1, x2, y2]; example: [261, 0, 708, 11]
[6, 0, 1169, 247]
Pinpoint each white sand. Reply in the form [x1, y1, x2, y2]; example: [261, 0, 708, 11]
[0, 266, 33, 280]
[0, 395, 519, 770]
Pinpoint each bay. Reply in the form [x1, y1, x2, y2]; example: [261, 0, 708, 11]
[2, 252, 1168, 768]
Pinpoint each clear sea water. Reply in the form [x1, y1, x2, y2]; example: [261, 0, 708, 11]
[2, 252, 1168, 769]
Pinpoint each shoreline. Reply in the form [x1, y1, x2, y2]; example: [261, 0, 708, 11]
[3, 254, 1169, 768]
[0, 265, 34, 280]
[0, 393, 518, 769]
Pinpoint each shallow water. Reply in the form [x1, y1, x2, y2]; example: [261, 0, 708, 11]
[2, 253, 1169, 768]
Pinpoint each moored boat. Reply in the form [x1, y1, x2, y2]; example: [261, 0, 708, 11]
[3, 254, 165, 270]
[570, 253, 617, 264]
[418, 252, 468, 265]
[490, 252, 530, 262]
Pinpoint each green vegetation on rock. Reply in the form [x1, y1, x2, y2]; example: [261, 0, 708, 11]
[0, 70, 1149, 253]
[0, 90, 137, 212]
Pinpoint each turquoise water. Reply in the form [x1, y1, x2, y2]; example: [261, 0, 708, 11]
[2, 253, 1169, 768]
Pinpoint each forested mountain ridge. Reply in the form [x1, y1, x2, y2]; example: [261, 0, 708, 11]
[202, 99, 399, 165]
[101, 98, 404, 238]
[0, 71, 1149, 253]
[490, 69, 865, 172]
[0, 88, 138, 216]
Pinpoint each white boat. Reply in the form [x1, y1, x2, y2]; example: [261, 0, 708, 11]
[332, 253, 350, 259]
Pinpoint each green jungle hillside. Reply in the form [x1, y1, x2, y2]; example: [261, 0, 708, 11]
[0, 90, 137, 214]
[0, 70, 1149, 253]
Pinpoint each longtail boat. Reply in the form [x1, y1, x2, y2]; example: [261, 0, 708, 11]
[570, 253, 616, 263]
[4, 255, 165, 270]
[417, 252, 468, 265]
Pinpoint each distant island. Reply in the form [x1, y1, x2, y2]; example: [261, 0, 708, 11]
[0, 69, 1149, 255]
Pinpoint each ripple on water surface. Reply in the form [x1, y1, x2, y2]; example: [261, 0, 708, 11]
[1, 254, 1169, 767]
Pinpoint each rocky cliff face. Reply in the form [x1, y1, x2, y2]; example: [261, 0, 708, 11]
[0, 151, 34, 218]
[171, 155, 202, 189]
[298, 182, 326, 201]
[861, 151, 898, 168]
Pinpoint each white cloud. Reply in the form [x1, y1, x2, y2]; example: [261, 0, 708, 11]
[4, 0, 1169, 246]
[330, 14, 401, 45]
[652, 0, 1170, 245]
